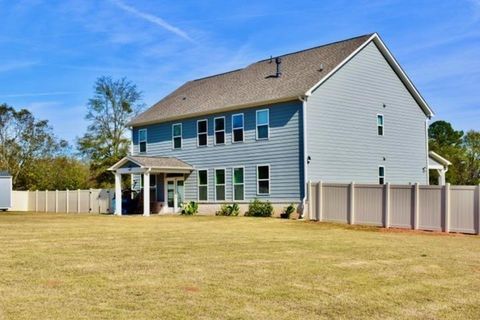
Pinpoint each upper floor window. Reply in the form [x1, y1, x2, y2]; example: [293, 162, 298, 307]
[257, 165, 270, 195]
[256, 109, 269, 140]
[172, 123, 182, 149]
[197, 119, 208, 147]
[379, 166, 385, 185]
[138, 129, 147, 153]
[214, 117, 225, 145]
[232, 114, 244, 143]
[215, 169, 226, 201]
[377, 114, 384, 136]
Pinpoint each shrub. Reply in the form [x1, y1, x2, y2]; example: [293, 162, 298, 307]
[216, 203, 240, 216]
[245, 199, 273, 217]
[181, 201, 198, 215]
[280, 203, 296, 219]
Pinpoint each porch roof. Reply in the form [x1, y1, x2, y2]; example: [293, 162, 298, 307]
[108, 156, 194, 173]
[428, 151, 451, 170]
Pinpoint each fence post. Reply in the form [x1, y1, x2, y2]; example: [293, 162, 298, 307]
[413, 183, 420, 230]
[384, 183, 391, 228]
[444, 183, 451, 233]
[45, 190, 48, 212]
[77, 189, 81, 213]
[477, 184, 480, 235]
[35, 190, 38, 212]
[348, 182, 355, 225]
[307, 181, 313, 220]
[66, 189, 69, 213]
[89, 189, 93, 213]
[316, 181, 323, 221]
[55, 190, 59, 213]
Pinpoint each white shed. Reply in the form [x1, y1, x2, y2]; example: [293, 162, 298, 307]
[0, 171, 12, 211]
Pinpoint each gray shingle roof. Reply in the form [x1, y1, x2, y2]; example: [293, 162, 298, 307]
[129, 34, 373, 126]
[128, 156, 193, 169]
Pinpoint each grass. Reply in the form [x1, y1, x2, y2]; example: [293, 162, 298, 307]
[0, 213, 480, 319]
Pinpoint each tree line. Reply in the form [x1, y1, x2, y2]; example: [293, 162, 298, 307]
[0, 76, 478, 190]
[0, 76, 143, 190]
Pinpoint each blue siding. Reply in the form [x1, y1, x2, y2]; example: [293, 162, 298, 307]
[132, 101, 304, 203]
[306, 42, 428, 184]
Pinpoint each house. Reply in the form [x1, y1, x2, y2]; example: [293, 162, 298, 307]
[109, 33, 438, 216]
[0, 171, 12, 211]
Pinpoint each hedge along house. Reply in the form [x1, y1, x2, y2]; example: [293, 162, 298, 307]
[109, 33, 442, 216]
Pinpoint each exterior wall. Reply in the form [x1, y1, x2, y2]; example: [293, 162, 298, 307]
[306, 41, 428, 184]
[131, 101, 304, 204]
[0, 176, 12, 209]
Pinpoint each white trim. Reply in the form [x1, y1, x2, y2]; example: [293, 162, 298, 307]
[378, 165, 385, 185]
[214, 168, 226, 201]
[197, 169, 208, 202]
[197, 119, 208, 147]
[232, 166, 245, 201]
[138, 128, 147, 153]
[256, 164, 271, 195]
[214, 116, 226, 145]
[305, 33, 434, 117]
[429, 151, 452, 166]
[231, 113, 244, 143]
[256, 109, 270, 140]
[172, 123, 182, 149]
[377, 114, 384, 136]
[300, 96, 308, 218]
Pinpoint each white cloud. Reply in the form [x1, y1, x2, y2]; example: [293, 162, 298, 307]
[0, 91, 76, 98]
[108, 0, 193, 42]
[0, 60, 39, 72]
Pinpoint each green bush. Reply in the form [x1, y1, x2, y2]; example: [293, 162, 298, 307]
[216, 203, 240, 216]
[281, 203, 296, 219]
[181, 201, 198, 215]
[245, 199, 273, 217]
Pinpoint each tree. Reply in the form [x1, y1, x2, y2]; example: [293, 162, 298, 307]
[0, 104, 67, 189]
[77, 77, 144, 187]
[462, 130, 480, 185]
[16, 156, 91, 190]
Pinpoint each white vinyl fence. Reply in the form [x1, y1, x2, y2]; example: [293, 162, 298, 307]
[11, 189, 114, 214]
[307, 182, 480, 235]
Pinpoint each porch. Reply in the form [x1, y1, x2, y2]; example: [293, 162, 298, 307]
[428, 151, 452, 185]
[108, 156, 194, 216]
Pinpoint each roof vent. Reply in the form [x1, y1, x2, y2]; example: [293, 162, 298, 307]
[275, 57, 282, 77]
[318, 63, 324, 72]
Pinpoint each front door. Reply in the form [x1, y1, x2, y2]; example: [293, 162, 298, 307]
[165, 178, 185, 213]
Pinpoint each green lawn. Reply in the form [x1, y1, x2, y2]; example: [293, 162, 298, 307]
[0, 213, 479, 319]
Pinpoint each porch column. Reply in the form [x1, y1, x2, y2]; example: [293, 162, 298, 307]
[114, 172, 122, 216]
[437, 169, 446, 186]
[143, 171, 150, 216]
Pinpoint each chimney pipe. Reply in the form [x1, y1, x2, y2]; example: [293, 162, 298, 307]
[275, 57, 282, 77]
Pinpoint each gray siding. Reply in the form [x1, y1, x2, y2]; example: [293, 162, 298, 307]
[306, 42, 428, 184]
[132, 101, 304, 203]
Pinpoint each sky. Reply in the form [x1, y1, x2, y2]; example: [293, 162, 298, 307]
[0, 0, 479, 144]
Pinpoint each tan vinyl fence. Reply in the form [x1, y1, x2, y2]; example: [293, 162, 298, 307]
[307, 182, 480, 235]
[11, 189, 114, 214]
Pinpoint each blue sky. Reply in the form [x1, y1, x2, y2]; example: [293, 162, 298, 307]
[0, 0, 479, 144]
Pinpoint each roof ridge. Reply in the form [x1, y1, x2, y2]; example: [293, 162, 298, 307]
[190, 33, 373, 83]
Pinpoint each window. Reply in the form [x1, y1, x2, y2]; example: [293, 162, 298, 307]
[233, 167, 244, 201]
[215, 169, 226, 201]
[197, 120, 208, 147]
[232, 114, 244, 143]
[379, 166, 385, 185]
[377, 114, 384, 136]
[139, 129, 147, 153]
[257, 165, 270, 195]
[256, 109, 269, 140]
[172, 123, 182, 149]
[198, 170, 208, 201]
[214, 117, 225, 145]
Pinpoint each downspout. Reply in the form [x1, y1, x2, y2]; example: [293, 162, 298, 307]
[425, 117, 430, 185]
[299, 95, 309, 218]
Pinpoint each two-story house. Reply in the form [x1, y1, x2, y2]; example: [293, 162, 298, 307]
[109, 33, 435, 216]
